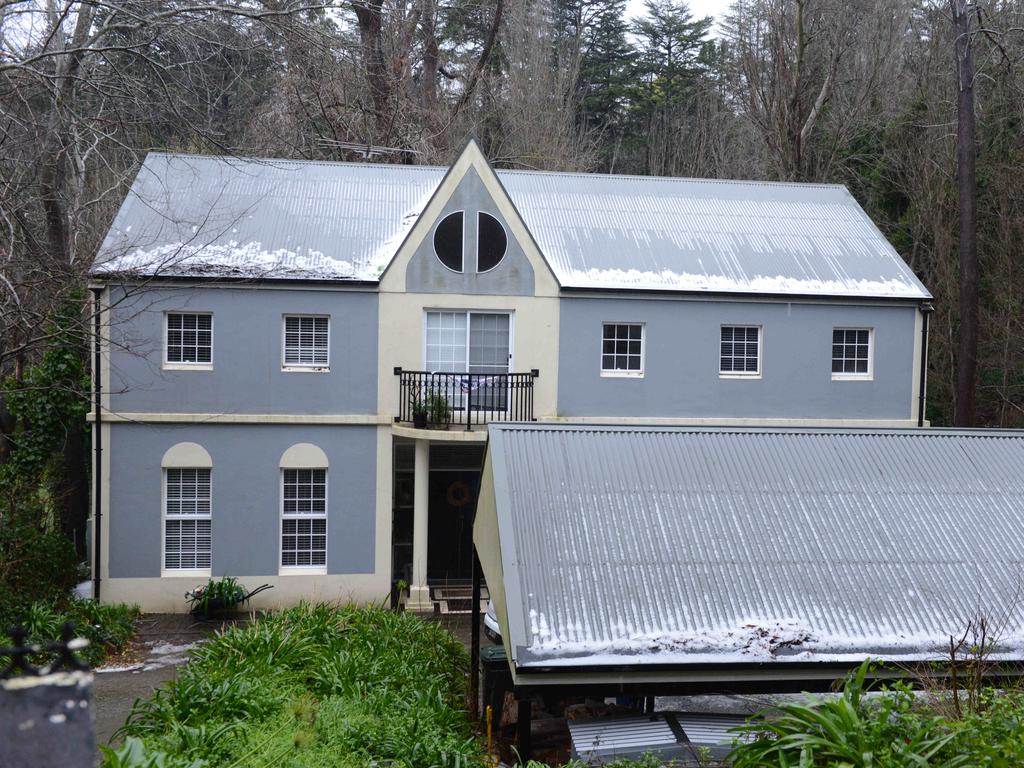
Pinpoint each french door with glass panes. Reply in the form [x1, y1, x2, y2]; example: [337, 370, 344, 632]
[424, 311, 511, 411]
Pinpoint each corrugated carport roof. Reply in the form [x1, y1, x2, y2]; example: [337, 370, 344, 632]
[483, 424, 1024, 676]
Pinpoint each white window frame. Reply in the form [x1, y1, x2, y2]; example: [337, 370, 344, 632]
[600, 322, 645, 378]
[719, 325, 763, 379]
[279, 468, 328, 575]
[281, 314, 330, 372]
[161, 467, 212, 577]
[422, 310, 515, 372]
[163, 311, 213, 371]
[832, 327, 874, 381]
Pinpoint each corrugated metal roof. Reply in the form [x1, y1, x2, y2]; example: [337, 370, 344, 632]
[499, 171, 930, 298]
[485, 424, 1024, 669]
[93, 150, 930, 299]
[93, 153, 445, 281]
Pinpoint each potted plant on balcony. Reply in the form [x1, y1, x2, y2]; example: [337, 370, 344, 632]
[411, 391, 429, 429]
[427, 389, 451, 429]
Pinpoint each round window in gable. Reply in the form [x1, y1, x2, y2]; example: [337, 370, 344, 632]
[477, 212, 508, 272]
[433, 211, 464, 272]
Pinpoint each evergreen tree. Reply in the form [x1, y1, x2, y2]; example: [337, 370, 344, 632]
[630, 0, 713, 174]
[552, 0, 636, 169]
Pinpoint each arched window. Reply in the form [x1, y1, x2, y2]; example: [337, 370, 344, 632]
[477, 212, 507, 272]
[161, 443, 212, 574]
[279, 444, 329, 571]
[433, 211, 464, 272]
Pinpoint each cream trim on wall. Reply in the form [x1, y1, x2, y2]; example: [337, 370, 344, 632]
[161, 442, 213, 468]
[87, 412, 392, 425]
[280, 443, 329, 468]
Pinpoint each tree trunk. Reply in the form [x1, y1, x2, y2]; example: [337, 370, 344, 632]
[951, 0, 978, 426]
[420, 0, 439, 120]
[352, 1, 393, 142]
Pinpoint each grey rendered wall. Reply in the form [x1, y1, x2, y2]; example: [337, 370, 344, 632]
[557, 296, 918, 420]
[107, 423, 377, 578]
[404, 167, 535, 295]
[107, 285, 377, 414]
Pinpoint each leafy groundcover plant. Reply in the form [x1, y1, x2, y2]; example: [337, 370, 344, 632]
[728, 660, 1024, 768]
[7, 596, 140, 668]
[108, 603, 486, 768]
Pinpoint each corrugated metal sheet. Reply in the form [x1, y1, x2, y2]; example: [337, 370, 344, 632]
[569, 716, 684, 763]
[93, 153, 445, 280]
[92, 151, 930, 298]
[486, 424, 1024, 668]
[499, 171, 929, 298]
[568, 713, 748, 763]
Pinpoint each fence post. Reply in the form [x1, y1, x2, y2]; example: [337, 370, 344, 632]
[0, 624, 95, 768]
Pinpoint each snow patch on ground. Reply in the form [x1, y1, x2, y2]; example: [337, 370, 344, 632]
[97, 640, 199, 674]
[141, 641, 197, 671]
[96, 664, 144, 674]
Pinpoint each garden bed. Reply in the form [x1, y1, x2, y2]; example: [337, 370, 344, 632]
[3, 596, 140, 668]
[107, 604, 486, 768]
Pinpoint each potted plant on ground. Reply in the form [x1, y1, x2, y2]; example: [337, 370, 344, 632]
[185, 577, 273, 619]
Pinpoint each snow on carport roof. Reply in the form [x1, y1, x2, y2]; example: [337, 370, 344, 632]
[483, 424, 1024, 673]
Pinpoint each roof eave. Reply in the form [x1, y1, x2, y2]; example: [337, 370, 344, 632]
[559, 285, 932, 302]
[88, 271, 380, 288]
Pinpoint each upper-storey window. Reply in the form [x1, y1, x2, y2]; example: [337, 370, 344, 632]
[477, 212, 507, 272]
[166, 312, 212, 367]
[601, 323, 644, 376]
[434, 212, 464, 272]
[832, 328, 873, 379]
[720, 326, 761, 376]
[433, 210, 508, 273]
[283, 315, 329, 370]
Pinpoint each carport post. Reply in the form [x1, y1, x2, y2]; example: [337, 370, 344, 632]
[517, 696, 532, 762]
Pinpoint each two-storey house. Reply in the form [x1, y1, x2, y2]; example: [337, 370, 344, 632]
[89, 140, 932, 612]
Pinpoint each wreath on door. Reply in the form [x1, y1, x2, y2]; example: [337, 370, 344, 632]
[446, 480, 472, 507]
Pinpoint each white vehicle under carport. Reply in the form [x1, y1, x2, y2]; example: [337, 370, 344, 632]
[483, 600, 501, 644]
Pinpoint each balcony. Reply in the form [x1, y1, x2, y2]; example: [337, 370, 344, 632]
[394, 368, 539, 430]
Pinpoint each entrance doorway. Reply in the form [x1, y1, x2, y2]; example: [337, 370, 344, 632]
[427, 444, 484, 584]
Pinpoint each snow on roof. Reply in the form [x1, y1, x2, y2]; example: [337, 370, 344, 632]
[93, 153, 444, 281]
[483, 424, 1024, 671]
[93, 151, 930, 299]
[498, 171, 929, 298]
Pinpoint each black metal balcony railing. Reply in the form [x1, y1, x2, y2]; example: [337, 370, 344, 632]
[394, 368, 539, 430]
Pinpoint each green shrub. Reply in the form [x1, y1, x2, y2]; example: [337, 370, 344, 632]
[114, 604, 485, 768]
[100, 736, 206, 768]
[728, 661, 976, 768]
[949, 691, 1024, 765]
[9, 596, 139, 667]
[0, 489, 82, 627]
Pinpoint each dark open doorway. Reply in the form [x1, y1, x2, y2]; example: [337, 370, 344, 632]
[427, 444, 484, 584]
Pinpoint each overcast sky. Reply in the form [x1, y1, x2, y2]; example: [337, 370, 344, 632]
[625, 0, 733, 28]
